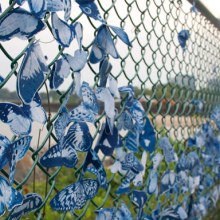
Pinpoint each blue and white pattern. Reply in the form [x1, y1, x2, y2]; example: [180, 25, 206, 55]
[50, 179, 99, 210]
[17, 42, 48, 104]
[0, 8, 45, 41]
[0, 93, 47, 136]
[51, 12, 74, 47]
[8, 193, 43, 220]
[0, 175, 23, 217]
[0, 135, 32, 184]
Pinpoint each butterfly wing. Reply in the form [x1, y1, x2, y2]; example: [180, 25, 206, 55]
[27, 0, 47, 18]
[77, 1, 104, 22]
[9, 136, 32, 184]
[147, 170, 158, 194]
[47, 0, 71, 21]
[80, 81, 98, 113]
[0, 8, 45, 41]
[83, 150, 107, 188]
[96, 87, 115, 120]
[99, 58, 112, 87]
[0, 176, 23, 214]
[96, 25, 119, 59]
[40, 143, 78, 168]
[108, 75, 120, 98]
[50, 179, 98, 210]
[65, 122, 93, 152]
[0, 103, 31, 136]
[54, 108, 71, 141]
[9, 193, 43, 220]
[109, 25, 132, 46]
[17, 42, 48, 104]
[89, 43, 106, 64]
[0, 135, 11, 170]
[64, 49, 87, 72]
[22, 93, 47, 124]
[72, 22, 83, 49]
[50, 57, 70, 90]
[51, 12, 74, 47]
[69, 104, 96, 123]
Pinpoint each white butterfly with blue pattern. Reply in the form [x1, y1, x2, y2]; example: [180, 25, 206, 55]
[0, 93, 47, 136]
[0, 8, 45, 41]
[0, 175, 23, 217]
[17, 41, 48, 104]
[8, 193, 43, 220]
[0, 134, 32, 184]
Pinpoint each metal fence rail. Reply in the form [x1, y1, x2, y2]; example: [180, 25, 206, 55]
[0, 0, 220, 219]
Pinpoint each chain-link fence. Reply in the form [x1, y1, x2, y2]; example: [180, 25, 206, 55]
[0, 0, 220, 219]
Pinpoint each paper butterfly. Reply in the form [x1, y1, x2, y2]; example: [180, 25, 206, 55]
[51, 12, 74, 47]
[146, 169, 158, 195]
[0, 175, 23, 217]
[0, 8, 45, 41]
[50, 179, 99, 210]
[27, 0, 47, 18]
[75, 0, 104, 23]
[130, 190, 147, 220]
[117, 110, 133, 131]
[95, 202, 133, 220]
[8, 193, 43, 220]
[178, 30, 190, 50]
[83, 150, 107, 188]
[160, 170, 176, 194]
[95, 121, 122, 156]
[89, 24, 131, 64]
[0, 93, 47, 136]
[158, 137, 176, 164]
[0, 134, 32, 184]
[17, 41, 48, 104]
[99, 58, 112, 87]
[139, 117, 156, 153]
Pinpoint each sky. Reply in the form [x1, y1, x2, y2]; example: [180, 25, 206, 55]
[0, 0, 217, 92]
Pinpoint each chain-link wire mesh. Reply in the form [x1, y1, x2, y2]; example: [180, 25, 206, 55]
[0, 0, 220, 219]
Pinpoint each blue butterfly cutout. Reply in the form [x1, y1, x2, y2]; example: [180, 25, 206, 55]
[17, 41, 48, 104]
[8, 193, 43, 220]
[49, 57, 70, 90]
[96, 202, 133, 220]
[27, 0, 47, 18]
[125, 125, 139, 152]
[95, 87, 115, 129]
[0, 8, 45, 41]
[121, 152, 144, 173]
[191, 99, 204, 113]
[65, 121, 93, 152]
[47, 0, 72, 21]
[51, 12, 74, 47]
[80, 81, 99, 113]
[0, 175, 23, 217]
[160, 170, 177, 194]
[139, 117, 156, 153]
[83, 150, 107, 188]
[146, 169, 158, 195]
[0, 134, 32, 184]
[50, 179, 99, 210]
[89, 24, 131, 64]
[117, 110, 133, 131]
[75, 0, 104, 23]
[130, 190, 147, 220]
[177, 152, 199, 172]
[0, 93, 47, 136]
[99, 58, 112, 87]
[158, 137, 176, 164]
[95, 121, 122, 156]
[50, 50, 87, 90]
[40, 141, 78, 168]
[178, 30, 190, 50]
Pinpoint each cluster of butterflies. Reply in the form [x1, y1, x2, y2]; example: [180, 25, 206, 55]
[0, 0, 219, 219]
